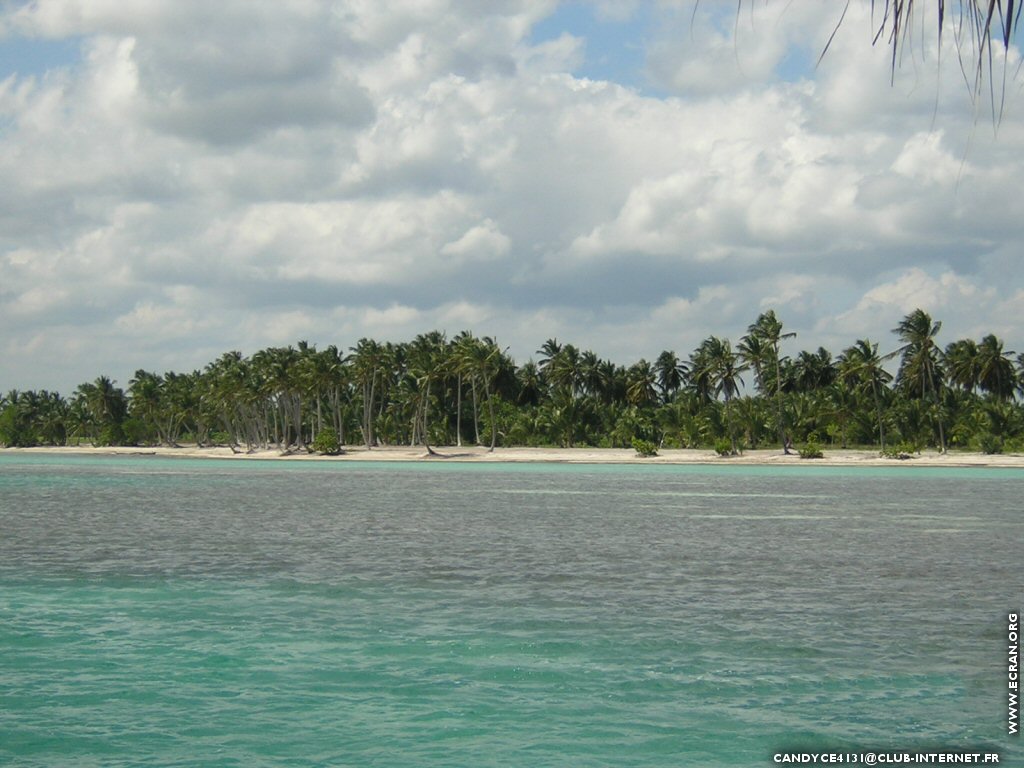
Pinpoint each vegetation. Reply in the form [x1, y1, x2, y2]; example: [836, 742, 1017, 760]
[631, 438, 659, 458]
[881, 441, 922, 460]
[3, 308, 1023, 456]
[311, 427, 342, 456]
[798, 439, 824, 460]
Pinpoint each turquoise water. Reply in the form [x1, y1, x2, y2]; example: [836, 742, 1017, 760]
[1, 455, 1021, 767]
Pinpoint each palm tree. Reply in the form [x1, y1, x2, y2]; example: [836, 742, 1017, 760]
[687, 341, 716, 406]
[536, 338, 561, 381]
[1016, 352, 1024, 399]
[547, 344, 582, 400]
[975, 334, 1016, 401]
[945, 338, 982, 393]
[626, 359, 658, 407]
[792, 348, 837, 393]
[408, 331, 448, 450]
[129, 369, 164, 444]
[351, 338, 385, 448]
[579, 350, 605, 400]
[253, 345, 307, 452]
[654, 350, 688, 403]
[893, 309, 947, 453]
[737, 333, 770, 395]
[516, 361, 543, 407]
[462, 336, 505, 451]
[314, 345, 349, 445]
[74, 376, 128, 444]
[450, 331, 476, 446]
[701, 336, 748, 455]
[745, 310, 795, 453]
[838, 338, 894, 450]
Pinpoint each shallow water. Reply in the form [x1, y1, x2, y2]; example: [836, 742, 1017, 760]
[1, 455, 1020, 766]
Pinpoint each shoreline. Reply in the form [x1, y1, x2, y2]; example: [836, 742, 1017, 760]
[4, 444, 1024, 469]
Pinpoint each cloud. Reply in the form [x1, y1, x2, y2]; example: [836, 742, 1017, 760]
[0, 1, 1022, 394]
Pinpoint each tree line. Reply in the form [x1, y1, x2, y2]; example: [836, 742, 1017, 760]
[2, 308, 1022, 455]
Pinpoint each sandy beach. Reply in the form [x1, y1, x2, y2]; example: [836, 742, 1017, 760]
[5, 444, 1024, 468]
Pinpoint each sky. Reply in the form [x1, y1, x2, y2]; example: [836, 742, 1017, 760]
[1, 0, 1023, 394]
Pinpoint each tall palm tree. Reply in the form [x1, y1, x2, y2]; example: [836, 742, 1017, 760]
[351, 338, 385, 448]
[745, 310, 795, 453]
[702, 336, 748, 455]
[408, 331, 448, 450]
[451, 331, 476, 446]
[129, 369, 164, 444]
[838, 338, 894, 451]
[687, 341, 716, 406]
[579, 350, 605, 400]
[893, 308, 947, 453]
[461, 335, 504, 451]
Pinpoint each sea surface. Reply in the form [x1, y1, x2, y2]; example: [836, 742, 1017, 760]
[0, 454, 1021, 767]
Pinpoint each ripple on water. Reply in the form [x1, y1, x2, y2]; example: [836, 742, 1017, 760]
[0, 457, 1020, 767]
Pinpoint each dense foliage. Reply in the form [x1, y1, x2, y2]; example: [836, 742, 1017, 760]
[3, 310, 1023, 455]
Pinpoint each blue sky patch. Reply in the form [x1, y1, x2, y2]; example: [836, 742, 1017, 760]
[530, 2, 654, 89]
[0, 36, 81, 80]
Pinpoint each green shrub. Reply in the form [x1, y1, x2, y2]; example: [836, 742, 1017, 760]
[0, 406, 36, 447]
[631, 437, 658, 457]
[120, 418, 148, 446]
[798, 439, 824, 459]
[311, 427, 342, 455]
[209, 431, 232, 446]
[714, 438, 734, 457]
[1003, 436, 1024, 453]
[94, 425, 126, 447]
[881, 441, 919, 460]
[976, 433, 1004, 455]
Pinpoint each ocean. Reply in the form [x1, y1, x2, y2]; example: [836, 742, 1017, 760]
[0, 454, 1020, 767]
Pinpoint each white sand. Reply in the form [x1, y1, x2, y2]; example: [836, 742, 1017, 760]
[6, 444, 1024, 468]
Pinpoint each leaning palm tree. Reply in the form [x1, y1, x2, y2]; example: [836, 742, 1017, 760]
[893, 308, 947, 453]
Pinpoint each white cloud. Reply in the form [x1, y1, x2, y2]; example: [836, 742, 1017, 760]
[0, 1, 1022, 393]
[441, 219, 511, 261]
[848, 269, 991, 317]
